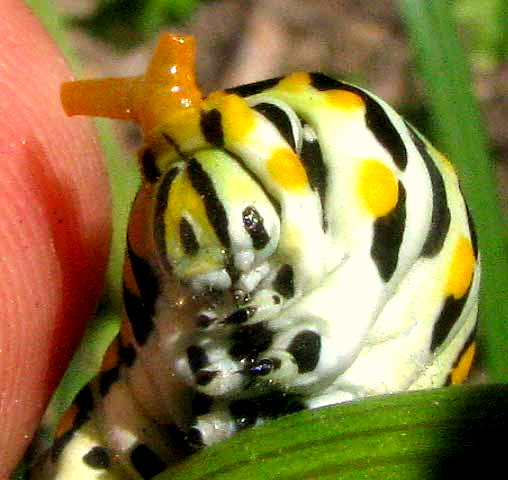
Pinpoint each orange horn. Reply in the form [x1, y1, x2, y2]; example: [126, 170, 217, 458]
[60, 34, 203, 137]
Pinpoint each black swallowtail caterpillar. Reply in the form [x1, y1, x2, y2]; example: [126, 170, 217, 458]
[31, 34, 480, 479]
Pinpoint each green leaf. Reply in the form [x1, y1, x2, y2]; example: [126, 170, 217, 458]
[156, 385, 508, 480]
[398, 0, 508, 382]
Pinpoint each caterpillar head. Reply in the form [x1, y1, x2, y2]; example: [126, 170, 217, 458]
[61, 34, 285, 293]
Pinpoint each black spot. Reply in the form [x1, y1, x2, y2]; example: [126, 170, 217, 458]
[287, 330, 321, 373]
[99, 367, 119, 397]
[179, 217, 200, 256]
[186, 345, 209, 374]
[192, 392, 213, 416]
[407, 124, 451, 258]
[310, 73, 407, 171]
[253, 102, 297, 151]
[229, 399, 259, 430]
[225, 306, 257, 325]
[371, 181, 407, 282]
[242, 206, 270, 250]
[140, 148, 161, 183]
[300, 131, 328, 230]
[431, 293, 469, 352]
[123, 285, 155, 346]
[130, 444, 166, 479]
[226, 77, 281, 97]
[195, 370, 218, 386]
[126, 243, 160, 317]
[229, 322, 274, 361]
[82, 446, 111, 469]
[188, 158, 231, 249]
[153, 166, 180, 273]
[119, 342, 136, 367]
[273, 264, 294, 299]
[200, 108, 224, 146]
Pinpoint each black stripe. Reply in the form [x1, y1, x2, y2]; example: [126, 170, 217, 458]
[226, 77, 281, 97]
[51, 430, 75, 462]
[127, 242, 160, 317]
[119, 342, 136, 367]
[310, 73, 407, 171]
[188, 157, 231, 248]
[123, 284, 155, 346]
[52, 383, 95, 461]
[407, 124, 451, 258]
[371, 181, 407, 282]
[74, 384, 94, 418]
[300, 130, 328, 230]
[139, 147, 161, 183]
[445, 324, 477, 385]
[465, 202, 479, 258]
[431, 291, 470, 352]
[224, 149, 282, 218]
[131, 444, 166, 479]
[253, 102, 297, 151]
[99, 367, 119, 397]
[242, 206, 270, 250]
[200, 108, 224, 146]
[179, 217, 200, 256]
[153, 166, 180, 273]
[186, 345, 209, 374]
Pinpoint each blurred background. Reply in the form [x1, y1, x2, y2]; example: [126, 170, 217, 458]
[23, 0, 507, 471]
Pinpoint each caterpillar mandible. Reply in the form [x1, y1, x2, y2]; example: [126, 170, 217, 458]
[31, 34, 480, 479]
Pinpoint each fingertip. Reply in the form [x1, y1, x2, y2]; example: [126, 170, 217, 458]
[0, 2, 111, 475]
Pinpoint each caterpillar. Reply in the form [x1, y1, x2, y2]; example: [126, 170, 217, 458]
[30, 34, 480, 479]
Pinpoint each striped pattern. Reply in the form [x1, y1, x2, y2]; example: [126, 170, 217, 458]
[34, 69, 480, 480]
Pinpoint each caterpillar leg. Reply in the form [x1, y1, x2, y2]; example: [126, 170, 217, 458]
[187, 391, 306, 448]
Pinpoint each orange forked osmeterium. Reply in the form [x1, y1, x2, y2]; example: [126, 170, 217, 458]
[60, 34, 203, 139]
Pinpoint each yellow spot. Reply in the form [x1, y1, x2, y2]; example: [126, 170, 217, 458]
[267, 148, 308, 191]
[204, 91, 254, 143]
[446, 236, 475, 299]
[277, 72, 311, 93]
[167, 175, 212, 250]
[325, 90, 365, 110]
[450, 341, 476, 385]
[357, 159, 398, 217]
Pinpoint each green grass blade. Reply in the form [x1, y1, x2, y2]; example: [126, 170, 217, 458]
[155, 385, 508, 480]
[399, 0, 508, 382]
